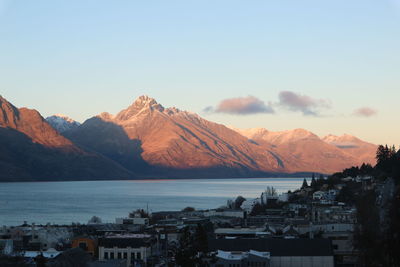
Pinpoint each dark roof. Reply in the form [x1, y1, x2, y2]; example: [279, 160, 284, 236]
[47, 248, 92, 267]
[208, 238, 333, 257]
[98, 238, 149, 248]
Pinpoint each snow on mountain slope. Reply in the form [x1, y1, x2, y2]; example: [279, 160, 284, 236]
[46, 114, 81, 133]
[67, 96, 288, 177]
[322, 134, 377, 165]
[231, 126, 377, 173]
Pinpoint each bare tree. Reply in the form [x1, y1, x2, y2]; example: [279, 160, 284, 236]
[265, 186, 277, 196]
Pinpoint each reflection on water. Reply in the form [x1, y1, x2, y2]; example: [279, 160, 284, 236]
[0, 178, 308, 226]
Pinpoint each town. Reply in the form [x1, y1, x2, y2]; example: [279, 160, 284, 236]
[1, 146, 399, 267]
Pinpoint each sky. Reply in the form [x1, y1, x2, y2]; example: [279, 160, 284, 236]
[0, 0, 399, 145]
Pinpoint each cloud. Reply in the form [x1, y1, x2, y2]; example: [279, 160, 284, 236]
[278, 91, 331, 116]
[204, 96, 274, 115]
[353, 107, 377, 117]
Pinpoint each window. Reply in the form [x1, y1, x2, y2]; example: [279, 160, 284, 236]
[110, 252, 114, 259]
[117, 252, 122, 259]
[123, 252, 127, 259]
[131, 252, 135, 262]
[104, 252, 108, 259]
[137, 252, 141, 259]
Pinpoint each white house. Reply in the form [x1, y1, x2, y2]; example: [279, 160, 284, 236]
[98, 236, 152, 267]
[313, 191, 326, 200]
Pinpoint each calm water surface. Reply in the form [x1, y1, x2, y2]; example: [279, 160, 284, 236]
[0, 178, 307, 226]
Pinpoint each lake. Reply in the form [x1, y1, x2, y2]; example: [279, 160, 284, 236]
[0, 178, 308, 226]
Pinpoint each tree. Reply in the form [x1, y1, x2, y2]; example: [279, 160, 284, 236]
[265, 186, 277, 196]
[360, 163, 374, 176]
[129, 209, 149, 218]
[88, 216, 102, 224]
[234, 196, 246, 210]
[34, 254, 47, 267]
[175, 227, 196, 266]
[376, 145, 397, 173]
[336, 185, 354, 204]
[182, 207, 195, 212]
[301, 178, 308, 189]
[250, 203, 265, 216]
[193, 224, 208, 253]
[175, 225, 209, 266]
[310, 176, 317, 188]
[385, 186, 400, 266]
[354, 190, 383, 266]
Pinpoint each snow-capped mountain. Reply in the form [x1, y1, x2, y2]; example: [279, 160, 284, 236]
[65, 95, 285, 177]
[66, 95, 378, 177]
[322, 134, 377, 165]
[0, 94, 379, 181]
[46, 114, 81, 133]
[232, 127, 377, 172]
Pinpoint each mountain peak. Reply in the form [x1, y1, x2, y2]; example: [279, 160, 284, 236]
[132, 95, 161, 109]
[46, 114, 81, 133]
[52, 114, 78, 124]
[115, 95, 164, 121]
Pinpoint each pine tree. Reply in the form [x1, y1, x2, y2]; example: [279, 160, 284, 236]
[301, 178, 308, 189]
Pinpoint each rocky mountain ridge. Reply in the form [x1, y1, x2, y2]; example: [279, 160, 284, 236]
[0, 95, 378, 181]
[46, 114, 81, 133]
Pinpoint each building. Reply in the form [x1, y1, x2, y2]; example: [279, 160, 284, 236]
[98, 236, 152, 267]
[203, 209, 245, 219]
[47, 247, 93, 267]
[72, 236, 97, 256]
[209, 238, 334, 267]
[115, 217, 149, 226]
[313, 191, 326, 200]
[215, 227, 270, 238]
[213, 250, 271, 267]
[241, 198, 261, 213]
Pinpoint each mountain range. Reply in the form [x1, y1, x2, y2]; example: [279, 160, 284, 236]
[0, 95, 377, 181]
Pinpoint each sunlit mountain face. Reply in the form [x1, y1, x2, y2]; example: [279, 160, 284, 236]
[0, 95, 377, 181]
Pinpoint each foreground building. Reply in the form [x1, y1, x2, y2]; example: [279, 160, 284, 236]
[98, 236, 153, 267]
[213, 250, 271, 267]
[208, 238, 334, 267]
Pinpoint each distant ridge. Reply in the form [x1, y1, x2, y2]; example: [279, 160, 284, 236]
[46, 114, 81, 133]
[0, 95, 377, 181]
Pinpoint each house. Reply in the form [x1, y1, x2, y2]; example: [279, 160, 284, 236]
[208, 238, 334, 267]
[72, 236, 97, 256]
[313, 191, 326, 201]
[203, 209, 245, 219]
[241, 198, 261, 213]
[23, 248, 61, 260]
[98, 236, 153, 267]
[214, 227, 269, 238]
[282, 225, 299, 238]
[115, 217, 149, 226]
[212, 250, 271, 267]
[47, 248, 92, 267]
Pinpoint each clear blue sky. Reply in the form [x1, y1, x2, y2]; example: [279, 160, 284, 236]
[1, 0, 399, 145]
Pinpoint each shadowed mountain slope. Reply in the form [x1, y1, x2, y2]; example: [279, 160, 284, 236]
[0, 96, 133, 181]
[0, 95, 378, 180]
